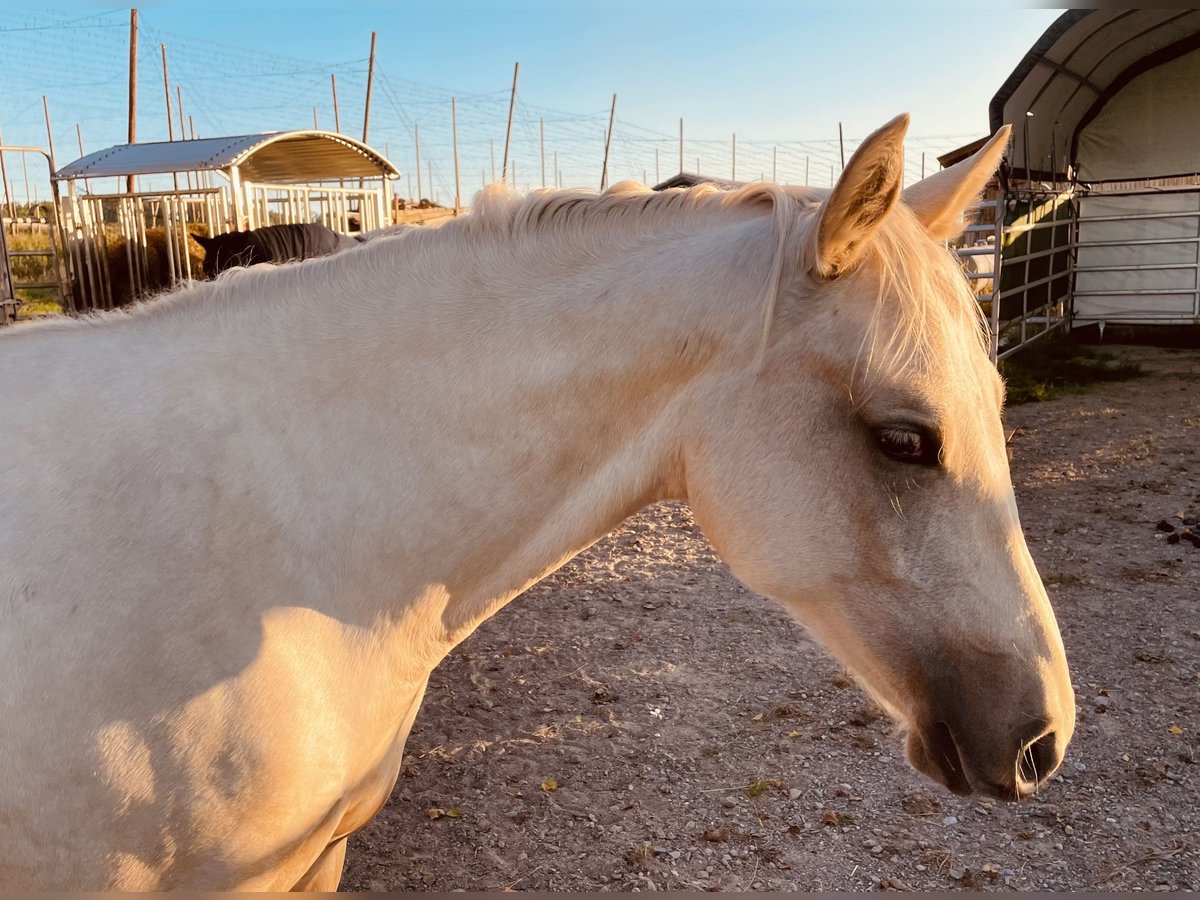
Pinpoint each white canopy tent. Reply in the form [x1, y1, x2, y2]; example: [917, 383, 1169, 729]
[991, 10, 1200, 328]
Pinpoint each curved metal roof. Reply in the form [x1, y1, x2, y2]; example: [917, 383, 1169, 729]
[990, 10, 1200, 178]
[55, 130, 400, 182]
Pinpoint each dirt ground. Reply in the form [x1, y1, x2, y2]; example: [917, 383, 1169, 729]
[341, 344, 1200, 892]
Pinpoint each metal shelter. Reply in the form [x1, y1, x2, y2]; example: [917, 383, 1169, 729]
[989, 9, 1200, 338]
[53, 130, 400, 310]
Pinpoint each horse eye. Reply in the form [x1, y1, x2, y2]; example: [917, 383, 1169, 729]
[875, 426, 940, 466]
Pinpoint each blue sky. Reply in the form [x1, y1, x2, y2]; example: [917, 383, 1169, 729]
[0, 6, 1064, 196]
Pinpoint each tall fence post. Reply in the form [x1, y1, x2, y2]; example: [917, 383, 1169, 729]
[452, 97, 461, 213]
[502, 62, 519, 182]
[331, 73, 341, 133]
[362, 31, 377, 143]
[414, 124, 422, 201]
[160, 44, 179, 196]
[127, 8, 138, 193]
[600, 93, 616, 191]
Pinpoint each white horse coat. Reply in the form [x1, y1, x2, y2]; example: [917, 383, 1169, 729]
[0, 116, 1073, 890]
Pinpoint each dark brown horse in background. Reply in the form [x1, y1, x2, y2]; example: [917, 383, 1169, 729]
[191, 223, 354, 278]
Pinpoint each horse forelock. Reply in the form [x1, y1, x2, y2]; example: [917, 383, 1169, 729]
[841, 205, 992, 406]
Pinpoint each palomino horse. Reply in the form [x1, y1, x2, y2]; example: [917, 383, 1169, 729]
[0, 114, 1073, 890]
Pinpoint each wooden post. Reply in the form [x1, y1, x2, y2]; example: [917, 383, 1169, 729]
[177, 85, 193, 190]
[414, 124, 422, 201]
[312, 107, 318, 129]
[176, 85, 187, 140]
[838, 122, 845, 170]
[160, 44, 179, 192]
[73, 124, 90, 202]
[805, 155, 810, 185]
[600, 93, 616, 190]
[160, 46, 174, 142]
[921, 151, 926, 180]
[501, 62, 519, 182]
[42, 97, 57, 169]
[41, 96, 57, 278]
[362, 31, 377, 143]
[451, 97, 461, 213]
[127, 8, 138, 193]
[539, 117, 545, 188]
[0, 128, 12, 220]
[331, 73, 341, 133]
[229, 165, 243, 229]
[190, 115, 208, 189]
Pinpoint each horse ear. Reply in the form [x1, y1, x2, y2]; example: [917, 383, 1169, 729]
[190, 233, 213, 249]
[812, 112, 909, 280]
[902, 125, 1011, 242]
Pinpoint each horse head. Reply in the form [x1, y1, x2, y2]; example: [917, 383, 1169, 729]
[190, 231, 257, 279]
[681, 115, 1074, 800]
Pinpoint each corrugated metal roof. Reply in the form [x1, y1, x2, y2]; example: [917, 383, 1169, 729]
[990, 10, 1200, 177]
[55, 130, 400, 182]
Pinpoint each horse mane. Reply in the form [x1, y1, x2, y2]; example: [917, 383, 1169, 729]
[460, 179, 821, 241]
[7, 180, 988, 381]
[384, 181, 989, 375]
[446, 180, 825, 362]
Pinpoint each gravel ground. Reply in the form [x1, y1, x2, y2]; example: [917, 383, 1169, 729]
[342, 344, 1199, 892]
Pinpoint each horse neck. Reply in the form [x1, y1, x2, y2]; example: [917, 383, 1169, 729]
[201, 211, 775, 649]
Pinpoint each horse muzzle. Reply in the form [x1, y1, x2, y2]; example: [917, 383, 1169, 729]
[905, 713, 1070, 800]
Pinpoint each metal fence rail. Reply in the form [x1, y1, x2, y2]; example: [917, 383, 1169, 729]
[0, 144, 71, 316]
[61, 186, 225, 310]
[992, 190, 1074, 360]
[955, 188, 1073, 363]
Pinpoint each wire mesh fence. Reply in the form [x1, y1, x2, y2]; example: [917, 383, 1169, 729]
[0, 10, 980, 206]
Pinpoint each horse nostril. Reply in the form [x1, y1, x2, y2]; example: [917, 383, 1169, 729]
[1018, 732, 1061, 786]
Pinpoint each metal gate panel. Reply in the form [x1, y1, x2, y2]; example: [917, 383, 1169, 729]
[960, 189, 1073, 362]
[1073, 189, 1200, 325]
